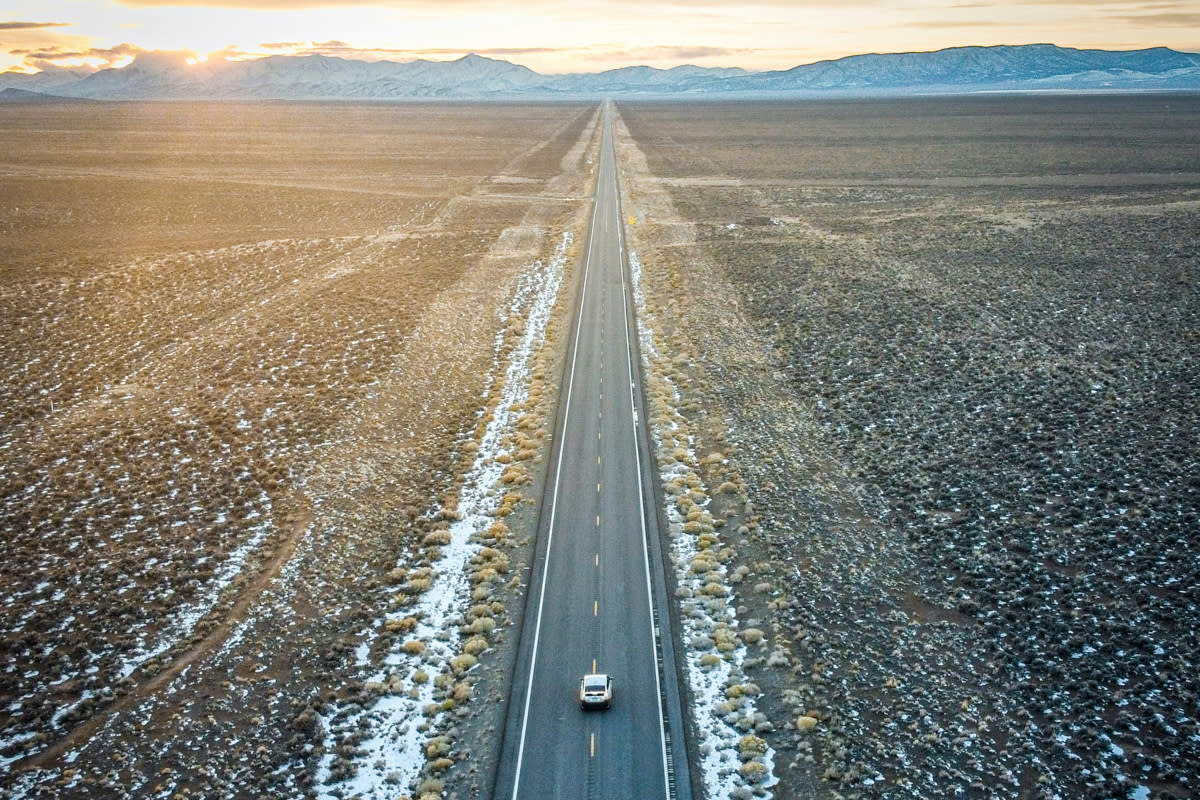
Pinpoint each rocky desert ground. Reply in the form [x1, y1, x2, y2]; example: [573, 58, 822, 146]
[3, 94, 1197, 800]
[615, 96, 1199, 800]
[1, 101, 599, 798]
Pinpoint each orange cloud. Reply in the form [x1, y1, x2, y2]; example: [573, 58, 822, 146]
[9, 42, 145, 72]
[0, 21, 71, 30]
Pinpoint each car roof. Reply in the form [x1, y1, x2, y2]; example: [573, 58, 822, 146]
[582, 673, 609, 682]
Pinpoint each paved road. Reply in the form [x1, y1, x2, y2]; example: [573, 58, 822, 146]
[495, 105, 692, 800]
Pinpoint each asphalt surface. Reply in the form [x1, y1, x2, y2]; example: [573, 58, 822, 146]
[495, 105, 693, 800]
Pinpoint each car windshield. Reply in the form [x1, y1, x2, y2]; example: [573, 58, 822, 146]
[585, 679, 606, 691]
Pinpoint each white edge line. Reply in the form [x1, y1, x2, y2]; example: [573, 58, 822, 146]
[510, 104, 604, 800]
[611, 104, 674, 800]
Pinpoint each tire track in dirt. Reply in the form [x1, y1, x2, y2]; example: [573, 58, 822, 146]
[22, 491, 314, 770]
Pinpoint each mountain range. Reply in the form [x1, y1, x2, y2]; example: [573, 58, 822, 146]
[2, 44, 1199, 101]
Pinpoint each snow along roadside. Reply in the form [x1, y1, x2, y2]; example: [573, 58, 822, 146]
[629, 250, 779, 799]
[314, 231, 570, 800]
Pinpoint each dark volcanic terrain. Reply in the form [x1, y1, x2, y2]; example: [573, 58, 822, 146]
[617, 95, 1200, 800]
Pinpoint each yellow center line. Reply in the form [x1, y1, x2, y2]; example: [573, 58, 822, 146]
[590, 732, 595, 758]
[594, 600, 599, 616]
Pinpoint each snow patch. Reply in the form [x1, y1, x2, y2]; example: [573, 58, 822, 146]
[629, 249, 778, 797]
[313, 233, 570, 799]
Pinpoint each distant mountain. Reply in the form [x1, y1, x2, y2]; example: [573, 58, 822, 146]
[0, 87, 91, 103]
[551, 64, 749, 95]
[721, 44, 1200, 94]
[1, 44, 1197, 101]
[0, 65, 95, 95]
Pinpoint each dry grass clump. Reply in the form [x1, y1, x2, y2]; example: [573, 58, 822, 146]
[617, 124, 786, 799]
[341, 121, 594, 799]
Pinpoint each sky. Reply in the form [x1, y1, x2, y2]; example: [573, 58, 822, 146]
[2, 0, 1199, 76]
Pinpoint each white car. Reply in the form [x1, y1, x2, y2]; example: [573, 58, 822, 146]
[578, 673, 613, 710]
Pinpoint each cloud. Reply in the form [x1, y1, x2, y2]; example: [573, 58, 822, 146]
[640, 45, 743, 60]
[0, 21, 71, 30]
[252, 39, 565, 61]
[10, 42, 146, 72]
[541, 42, 760, 69]
[1111, 10, 1200, 27]
[1010, 0, 1200, 10]
[240, 38, 749, 70]
[902, 18, 1027, 29]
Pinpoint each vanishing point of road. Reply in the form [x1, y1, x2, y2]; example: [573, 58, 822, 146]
[494, 104, 694, 800]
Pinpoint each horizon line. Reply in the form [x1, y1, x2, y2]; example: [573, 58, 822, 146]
[7, 41, 1199, 79]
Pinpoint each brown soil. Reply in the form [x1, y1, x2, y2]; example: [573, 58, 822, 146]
[0, 101, 598, 798]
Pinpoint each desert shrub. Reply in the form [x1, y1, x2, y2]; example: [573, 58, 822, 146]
[472, 567, 498, 585]
[738, 734, 768, 760]
[384, 616, 418, 633]
[740, 627, 765, 644]
[415, 777, 444, 795]
[494, 493, 521, 517]
[739, 760, 768, 784]
[422, 530, 452, 546]
[714, 627, 739, 652]
[450, 653, 477, 673]
[424, 736, 451, 758]
[499, 464, 530, 485]
[293, 708, 319, 735]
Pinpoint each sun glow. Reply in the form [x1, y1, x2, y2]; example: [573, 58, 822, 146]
[2, 0, 1198, 76]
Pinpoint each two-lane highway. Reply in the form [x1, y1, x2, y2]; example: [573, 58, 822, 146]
[495, 104, 692, 800]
